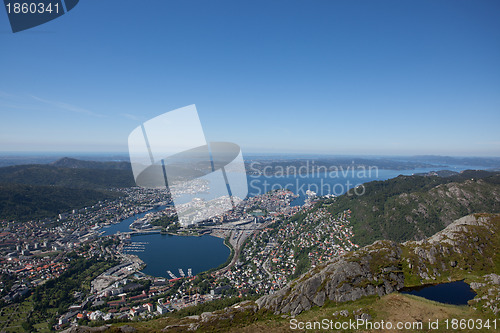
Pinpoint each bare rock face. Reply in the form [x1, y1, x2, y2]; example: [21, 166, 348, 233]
[404, 214, 500, 282]
[426, 214, 489, 245]
[257, 213, 500, 316]
[256, 241, 404, 315]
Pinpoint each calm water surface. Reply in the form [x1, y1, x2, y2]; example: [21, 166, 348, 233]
[401, 281, 476, 305]
[124, 233, 229, 278]
[101, 205, 166, 236]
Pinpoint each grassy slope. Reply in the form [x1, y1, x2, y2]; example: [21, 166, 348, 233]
[112, 293, 495, 333]
[402, 214, 500, 287]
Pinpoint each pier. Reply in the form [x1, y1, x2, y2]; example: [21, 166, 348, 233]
[166, 268, 193, 279]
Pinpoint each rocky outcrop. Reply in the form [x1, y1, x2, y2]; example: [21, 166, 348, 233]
[257, 213, 500, 316]
[403, 213, 500, 281]
[256, 240, 405, 315]
[425, 214, 491, 245]
[469, 273, 500, 315]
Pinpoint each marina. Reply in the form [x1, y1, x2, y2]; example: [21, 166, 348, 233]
[122, 241, 149, 253]
[121, 233, 230, 278]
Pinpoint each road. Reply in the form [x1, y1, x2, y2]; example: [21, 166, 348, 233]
[213, 220, 270, 274]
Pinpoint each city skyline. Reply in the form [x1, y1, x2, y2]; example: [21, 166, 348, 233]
[1, 0, 499, 156]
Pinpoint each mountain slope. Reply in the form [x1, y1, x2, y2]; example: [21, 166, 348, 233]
[0, 164, 135, 189]
[0, 184, 120, 221]
[325, 171, 500, 245]
[50, 157, 132, 170]
[256, 213, 500, 316]
[0, 160, 134, 221]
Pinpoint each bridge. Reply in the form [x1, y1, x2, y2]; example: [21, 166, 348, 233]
[119, 230, 161, 237]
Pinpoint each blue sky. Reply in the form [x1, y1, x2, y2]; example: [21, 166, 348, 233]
[0, 0, 499, 156]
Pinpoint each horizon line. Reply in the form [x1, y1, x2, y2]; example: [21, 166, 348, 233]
[0, 151, 500, 159]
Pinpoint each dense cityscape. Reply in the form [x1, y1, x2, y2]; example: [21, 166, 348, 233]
[0, 182, 359, 331]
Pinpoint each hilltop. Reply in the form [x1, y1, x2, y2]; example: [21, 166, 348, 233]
[50, 157, 132, 171]
[256, 213, 500, 316]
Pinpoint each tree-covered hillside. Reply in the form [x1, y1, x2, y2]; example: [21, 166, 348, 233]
[326, 171, 500, 245]
[0, 184, 120, 221]
[0, 164, 135, 189]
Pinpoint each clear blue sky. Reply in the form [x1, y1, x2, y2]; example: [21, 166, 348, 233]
[0, 0, 499, 156]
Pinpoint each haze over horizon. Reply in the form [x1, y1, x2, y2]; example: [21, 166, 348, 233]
[1, 0, 499, 156]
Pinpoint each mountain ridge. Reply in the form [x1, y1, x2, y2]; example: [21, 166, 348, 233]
[0, 160, 134, 221]
[325, 171, 500, 245]
[50, 157, 132, 170]
[0, 164, 135, 189]
[256, 213, 500, 316]
[0, 184, 120, 221]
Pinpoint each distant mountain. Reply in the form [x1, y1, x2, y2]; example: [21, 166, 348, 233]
[0, 160, 134, 222]
[245, 157, 441, 175]
[0, 164, 135, 189]
[0, 184, 119, 221]
[413, 169, 459, 177]
[325, 170, 500, 246]
[50, 157, 132, 170]
[407, 155, 500, 168]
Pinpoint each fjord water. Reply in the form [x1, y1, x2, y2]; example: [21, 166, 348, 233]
[101, 206, 229, 278]
[125, 233, 229, 278]
[101, 205, 167, 236]
[247, 165, 490, 206]
[401, 281, 476, 305]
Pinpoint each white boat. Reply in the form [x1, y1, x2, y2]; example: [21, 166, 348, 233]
[167, 270, 177, 279]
